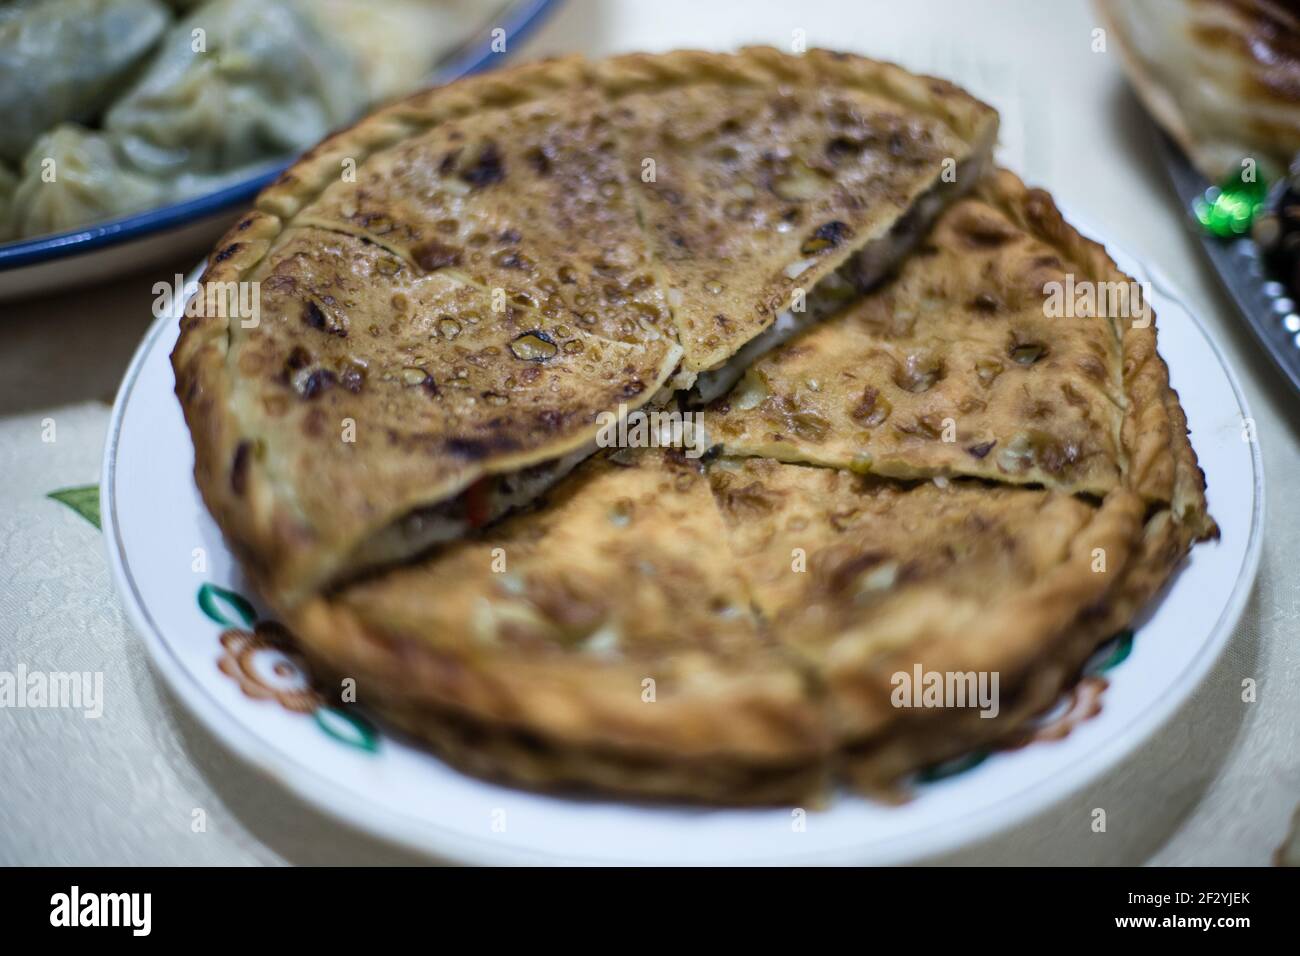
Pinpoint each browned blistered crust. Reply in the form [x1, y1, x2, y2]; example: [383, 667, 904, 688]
[704, 168, 1216, 519]
[177, 51, 1212, 805]
[703, 177, 1123, 494]
[289, 450, 830, 769]
[174, 48, 997, 610]
[585, 49, 997, 371]
[370, 695, 833, 806]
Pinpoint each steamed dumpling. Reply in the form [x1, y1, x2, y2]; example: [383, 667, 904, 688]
[0, 0, 499, 242]
[11, 125, 166, 237]
[0, 0, 171, 165]
[105, 0, 367, 177]
[309, 0, 486, 103]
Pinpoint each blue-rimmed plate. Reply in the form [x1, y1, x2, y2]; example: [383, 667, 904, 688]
[0, 0, 558, 303]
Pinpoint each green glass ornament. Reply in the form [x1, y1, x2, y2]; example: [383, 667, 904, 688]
[1195, 162, 1272, 238]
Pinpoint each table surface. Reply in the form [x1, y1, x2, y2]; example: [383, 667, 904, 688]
[2, 0, 1297, 866]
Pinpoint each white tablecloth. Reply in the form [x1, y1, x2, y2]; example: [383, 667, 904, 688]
[1, 0, 1297, 865]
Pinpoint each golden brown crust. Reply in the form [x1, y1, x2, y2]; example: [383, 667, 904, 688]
[985, 169, 1212, 536]
[836, 171, 1216, 789]
[840, 494, 1200, 791]
[590, 48, 997, 371]
[986, 169, 1179, 505]
[705, 168, 1213, 536]
[287, 450, 829, 765]
[705, 172, 1123, 494]
[371, 698, 830, 806]
[174, 47, 996, 609]
[173, 212, 288, 590]
[346, 173, 1206, 803]
[700, 169, 1215, 794]
[287, 449, 1171, 804]
[708, 460, 1145, 739]
[223, 225, 679, 605]
[705, 168, 1206, 512]
[705, 169, 1210, 796]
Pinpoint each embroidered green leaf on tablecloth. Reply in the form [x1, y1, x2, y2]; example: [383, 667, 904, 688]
[47, 485, 101, 530]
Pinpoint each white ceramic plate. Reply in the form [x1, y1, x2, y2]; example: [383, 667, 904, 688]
[102, 222, 1263, 865]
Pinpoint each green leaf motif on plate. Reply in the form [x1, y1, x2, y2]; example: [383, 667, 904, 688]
[1089, 630, 1134, 675]
[917, 750, 988, 784]
[314, 707, 380, 753]
[47, 485, 101, 530]
[198, 583, 256, 629]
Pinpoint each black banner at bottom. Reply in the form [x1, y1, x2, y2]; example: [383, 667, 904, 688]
[0, 866, 1282, 940]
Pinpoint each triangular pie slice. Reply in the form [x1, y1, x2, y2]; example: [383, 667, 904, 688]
[284, 85, 679, 357]
[176, 49, 997, 609]
[596, 48, 998, 376]
[287, 449, 830, 803]
[175, 223, 681, 606]
[704, 170, 1151, 496]
[707, 458, 1145, 785]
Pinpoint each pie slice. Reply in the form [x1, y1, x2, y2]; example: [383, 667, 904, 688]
[708, 457, 1148, 788]
[175, 48, 996, 609]
[597, 48, 997, 377]
[175, 223, 681, 605]
[284, 85, 678, 356]
[287, 449, 830, 803]
[703, 170, 1170, 498]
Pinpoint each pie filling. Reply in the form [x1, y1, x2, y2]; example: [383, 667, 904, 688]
[343, 442, 598, 578]
[688, 152, 991, 405]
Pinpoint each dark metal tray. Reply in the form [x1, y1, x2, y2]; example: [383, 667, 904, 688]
[1157, 131, 1300, 395]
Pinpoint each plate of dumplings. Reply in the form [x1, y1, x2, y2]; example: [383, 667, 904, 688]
[0, 0, 556, 301]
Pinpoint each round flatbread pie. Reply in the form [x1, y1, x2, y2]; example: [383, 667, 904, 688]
[173, 49, 1213, 804]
